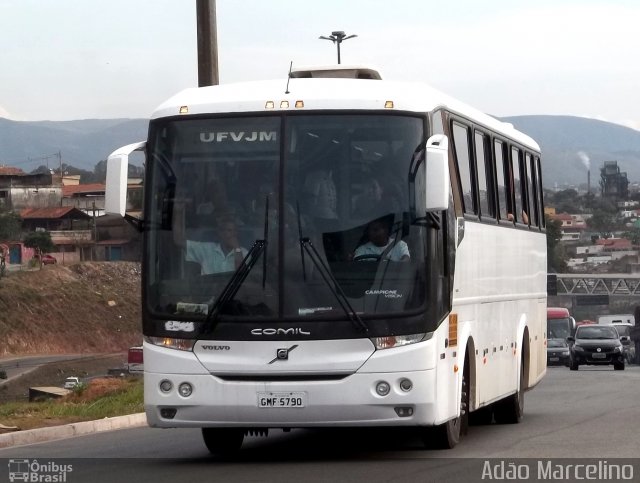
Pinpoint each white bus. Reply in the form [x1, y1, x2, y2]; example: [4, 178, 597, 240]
[106, 65, 547, 453]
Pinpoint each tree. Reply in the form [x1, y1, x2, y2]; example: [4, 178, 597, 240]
[0, 210, 22, 241]
[23, 231, 55, 268]
[545, 215, 567, 272]
[587, 209, 619, 235]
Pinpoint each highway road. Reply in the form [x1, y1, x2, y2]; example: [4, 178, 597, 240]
[1, 366, 639, 482]
[0, 354, 87, 384]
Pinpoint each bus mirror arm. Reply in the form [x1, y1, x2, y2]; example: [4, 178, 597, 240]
[425, 135, 450, 212]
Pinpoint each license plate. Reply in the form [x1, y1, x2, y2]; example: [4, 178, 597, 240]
[592, 353, 606, 359]
[257, 392, 306, 408]
[549, 357, 559, 362]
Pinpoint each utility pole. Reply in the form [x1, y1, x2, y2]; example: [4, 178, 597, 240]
[196, 0, 219, 86]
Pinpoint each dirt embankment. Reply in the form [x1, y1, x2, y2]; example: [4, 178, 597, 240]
[0, 262, 142, 356]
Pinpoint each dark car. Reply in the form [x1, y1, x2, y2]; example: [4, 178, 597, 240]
[568, 325, 627, 371]
[547, 338, 570, 366]
[611, 323, 635, 364]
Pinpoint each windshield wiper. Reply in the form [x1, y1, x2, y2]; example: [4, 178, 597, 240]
[296, 206, 367, 333]
[203, 196, 270, 334]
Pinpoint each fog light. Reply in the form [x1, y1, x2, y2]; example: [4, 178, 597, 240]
[376, 381, 390, 396]
[399, 378, 413, 392]
[160, 407, 177, 419]
[159, 380, 173, 393]
[394, 406, 414, 417]
[178, 382, 193, 397]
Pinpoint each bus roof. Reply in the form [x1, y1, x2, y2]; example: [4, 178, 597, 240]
[151, 66, 539, 151]
[547, 307, 570, 319]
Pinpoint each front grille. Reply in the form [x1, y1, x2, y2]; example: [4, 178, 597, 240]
[583, 346, 614, 354]
[214, 374, 349, 382]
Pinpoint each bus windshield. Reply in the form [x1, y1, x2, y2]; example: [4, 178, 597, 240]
[146, 114, 429, 324]
[547, 317, 572, 339]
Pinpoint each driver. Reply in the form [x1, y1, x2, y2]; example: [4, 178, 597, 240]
[186, 216, 249, 274]
[352, 218, 410, 262]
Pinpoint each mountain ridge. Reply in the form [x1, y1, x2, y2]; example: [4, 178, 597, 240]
[1, 115, 639, 187]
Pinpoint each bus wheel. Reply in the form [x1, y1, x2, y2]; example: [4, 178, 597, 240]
[424, 360, 469, 449]
[202, 428, 244, 457]
[494, 358, 524, 424]
[469, 405, 493, 425]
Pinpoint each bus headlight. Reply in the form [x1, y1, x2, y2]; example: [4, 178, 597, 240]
[371, 333, 428, 350]
[145, 336, 196, 351]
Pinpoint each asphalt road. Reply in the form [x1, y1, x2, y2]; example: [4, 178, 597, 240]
[0, 354, 86, 384]
[1, 366, 639, 483]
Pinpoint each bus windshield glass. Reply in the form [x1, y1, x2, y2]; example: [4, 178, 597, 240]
[146, 114, 428, 323]
[547, 317, 572, 339]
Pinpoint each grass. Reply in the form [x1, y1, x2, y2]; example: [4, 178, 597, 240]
[0, 377, 144, 431]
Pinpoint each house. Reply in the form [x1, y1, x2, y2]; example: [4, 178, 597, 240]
[62, 183, 106, 216]
[20, 207, 93, 263]
[0, 167, 62, 210]
[547, 213, 588, 241]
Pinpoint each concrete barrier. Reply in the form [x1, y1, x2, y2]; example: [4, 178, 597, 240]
[0, 413, 147, 448]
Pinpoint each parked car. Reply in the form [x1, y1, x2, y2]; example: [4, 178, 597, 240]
[567, 325, 627, 371]
[611, 323, 636, 364]
[41, 254, 57, 265]
[33, 254, 57, 265]
[63, 376, 80, 389]
[547, 338, 570, 367]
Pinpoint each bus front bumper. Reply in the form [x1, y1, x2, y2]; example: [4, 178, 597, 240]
[144, 369, 438, 428]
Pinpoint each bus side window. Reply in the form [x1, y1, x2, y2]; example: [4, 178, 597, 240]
[525, 152, 538, 227]
[536, 156, 545, 228]
[451, 121, 475, 215]
[510, 146, 525, 224]
[474, 130, 494, 219]
[494, 139, 509, 221]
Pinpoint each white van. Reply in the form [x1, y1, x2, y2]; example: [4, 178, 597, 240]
[598, 314, 635, 326]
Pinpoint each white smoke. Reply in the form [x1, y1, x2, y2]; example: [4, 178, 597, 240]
[577, 151, 590, 170]
[0, 105, 10, 119]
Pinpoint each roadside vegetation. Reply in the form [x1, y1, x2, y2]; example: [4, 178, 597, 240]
[0, 376, 143, 431]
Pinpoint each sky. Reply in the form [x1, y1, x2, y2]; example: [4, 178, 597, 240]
[1, 0, 639, 130]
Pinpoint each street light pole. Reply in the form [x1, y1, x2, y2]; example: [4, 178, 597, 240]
[319, 30, 357, 64]
[196, 0, 219, 86]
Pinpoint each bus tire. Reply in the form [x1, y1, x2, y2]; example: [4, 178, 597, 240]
[469, 405, 493, 425]
[202, 428, 244, 457]
[494, 358, 524, 424]
[423, 358, 469, 449]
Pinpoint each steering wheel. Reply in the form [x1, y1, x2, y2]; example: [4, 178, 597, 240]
[353, 254, 382, 262]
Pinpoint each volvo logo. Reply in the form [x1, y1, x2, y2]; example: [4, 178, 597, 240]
[201, 345, 231, 351]
[268, 345, 298, 364]
[251, 328, 311, 336]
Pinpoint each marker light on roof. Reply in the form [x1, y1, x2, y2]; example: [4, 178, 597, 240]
[384, 101, 394, 109]
[280, 100, 290, 109]
[179, 106, 189, 114]
[265, 101, 275, 109]
[295, 100, 304, 108]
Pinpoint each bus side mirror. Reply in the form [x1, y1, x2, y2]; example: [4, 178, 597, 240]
[105, 142, 146, 217]
[425, 134, 450, 212]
